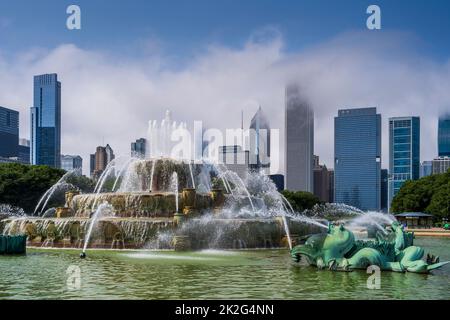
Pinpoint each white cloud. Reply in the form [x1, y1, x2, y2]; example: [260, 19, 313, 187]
[0, 30, 449, 176]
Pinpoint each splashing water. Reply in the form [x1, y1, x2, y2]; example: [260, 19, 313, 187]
[171, 172, 179, 213]
[33, 169, 81, 215]
[188, 161, 196, 189]
[149, 159, 156, 192]
[0, 204, 25, 217]
[112, 157, 136, 191]
[82, 202, 113, 254]
[281, 215, 292, 250]
[347, 211, 396, 234]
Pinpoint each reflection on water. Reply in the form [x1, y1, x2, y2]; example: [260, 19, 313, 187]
[0, 237, 449, 299]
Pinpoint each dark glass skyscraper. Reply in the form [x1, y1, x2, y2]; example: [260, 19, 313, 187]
[438, 114, 450, 157]
[388, 117, 420, 210]
[334, 107, 381, 211]
[30, 74, 61, 168]
[380, 169, 388, 212]
[131, 138, 146, 158]
[0, 106, 19, 158]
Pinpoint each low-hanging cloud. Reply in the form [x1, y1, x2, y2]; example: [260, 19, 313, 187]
[0, 30, 449, 175]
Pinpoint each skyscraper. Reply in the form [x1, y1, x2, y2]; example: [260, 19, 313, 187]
[18, 139, 30, 164]
[131, 138, 146, 158]
[313, 156, 333, 203]
[388, 117, 420, 210]
[30, 74, 61, 168]
[420, 161, 433, 178]
[92, 144, 115, 178]
[381, 169, 388, 212]
[249, 106, 270, 173]
[90, 154, 96, 177]
[285, 84, 314, 192]
[61, 155, 83, 172]
[438, 114, 450, 157]
[334, 107, 381, 211]
[218, 145, 249, 179]
[0, 106, 19, 158]
[432, 157, 450, 174]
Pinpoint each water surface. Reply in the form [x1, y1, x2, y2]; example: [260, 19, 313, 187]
[0, 237, 449, 299]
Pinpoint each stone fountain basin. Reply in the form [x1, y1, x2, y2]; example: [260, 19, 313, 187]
[70, 191, 213, 218]
[0, 216, 325, 250]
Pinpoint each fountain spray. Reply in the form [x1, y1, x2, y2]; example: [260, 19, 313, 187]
[81, 202, 112, 258]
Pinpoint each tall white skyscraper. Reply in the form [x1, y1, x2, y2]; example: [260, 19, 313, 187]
[285, 84, 314, 192]
[249, 106, 270, 173]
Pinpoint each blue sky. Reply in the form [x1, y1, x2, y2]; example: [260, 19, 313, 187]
[1, 1, 450, 173]
[1, 0, 450, 61]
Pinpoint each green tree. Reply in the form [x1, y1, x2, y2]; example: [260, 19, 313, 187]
[281, 190, 322, 212]
[0, 163, 96, 213]
[425, 181, 450, 219]
[391, 169, 450, 219]
[0, 163, 65, 213]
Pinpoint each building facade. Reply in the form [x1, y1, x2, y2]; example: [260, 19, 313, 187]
[90, 154, 96, 177]
[328, 170, 334, 203]
[131, 138, 146, 158]
[218, 145, 249, 179]
[61, 155, 83, 172]
[269, 174, 284, 191]
[313, 156, 333, 203]
[249, 106, 270, 173]
[18, 139, 30, 164]
[92, 144, 115, 178]
[388, 117, 420, 210]
[432, 157, 450, 174]
[285, 84, 314, 192]
[30, 74, 61, 168]
[334, 107, 381, 211]
[438, 113, 450, 157]
[0, 106, 19, 158]
[420, 161, 433, 178]
[380, 169, 388, 212]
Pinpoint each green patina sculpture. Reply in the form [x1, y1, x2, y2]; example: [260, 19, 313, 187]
[291, 222, 450, 273]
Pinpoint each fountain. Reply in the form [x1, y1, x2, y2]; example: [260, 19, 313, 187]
[1, 111, 326, 253]
[0, 111, 397, 255]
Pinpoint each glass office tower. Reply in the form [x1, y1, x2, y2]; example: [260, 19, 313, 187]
[30, 74, 61, 168]
[131, 138, 146, 158]
[334, 107, 381, 211]
[388, 117, 420, 210]
[438, 114, 450, 157]
[0, 106, 19, 158]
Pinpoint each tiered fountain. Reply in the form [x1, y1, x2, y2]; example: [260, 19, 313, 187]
[0, 111, 326, 253]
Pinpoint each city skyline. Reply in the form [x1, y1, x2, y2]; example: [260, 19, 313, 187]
[0, 2, 449, 176]
[1, 79, 448, 176]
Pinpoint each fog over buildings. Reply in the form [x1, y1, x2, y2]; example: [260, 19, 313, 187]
[0, 32, 449, 175]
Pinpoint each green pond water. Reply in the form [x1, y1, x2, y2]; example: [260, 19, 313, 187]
[1, 237, 449, 300]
